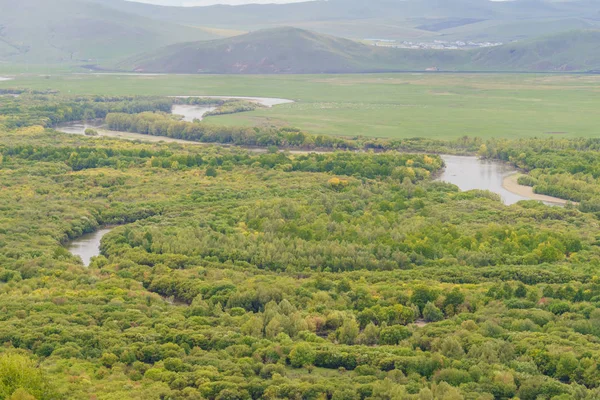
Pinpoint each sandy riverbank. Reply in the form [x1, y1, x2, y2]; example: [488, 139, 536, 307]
[502, 173, 571, 205]
[83, 128, 206, 145]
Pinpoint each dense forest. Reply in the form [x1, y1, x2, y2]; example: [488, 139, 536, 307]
[1, 93, 600, 399]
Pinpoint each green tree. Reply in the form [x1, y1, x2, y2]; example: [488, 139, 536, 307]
[357, 323, 380, 345]
[443, 288, 465, 310]
[515, 284, 527, 298]
[289, 343, 316, 368]
[423, 302, 444, 322]
[8, 388, 36, 400]
[555, 353, 578, 382]
[0, 354, 48, 400]
[411, 286, 438, 313]
[100, 353, 119, 368]
[206, 166, 218, 177]
[337, 318, 359, 345]
[379, 326, 411, 345]
[440, 337, 465, 358]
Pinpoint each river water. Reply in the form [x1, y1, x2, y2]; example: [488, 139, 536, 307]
[64, 155, 562, 264]
[56, 96, 294, 134]
[172, 105, 216, 122]
[437, 155, 566, 206]
[67, 228, 113, 266]
[55, 120, 105, 135]
[55, 99, 563, 208]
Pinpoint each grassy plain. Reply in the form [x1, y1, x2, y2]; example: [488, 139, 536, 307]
[1, 72, 599, 139]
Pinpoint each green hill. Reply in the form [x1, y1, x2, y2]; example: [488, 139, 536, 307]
[121, 27, 600, 74]
[470, 30, 600, 71]
[120, 27, 466, 74]
[0, 0, 220, 63]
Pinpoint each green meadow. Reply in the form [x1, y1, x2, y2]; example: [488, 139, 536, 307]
[2, 72, 599, 139]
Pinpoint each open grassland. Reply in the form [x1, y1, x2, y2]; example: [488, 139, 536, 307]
[2, 72, 600, 139]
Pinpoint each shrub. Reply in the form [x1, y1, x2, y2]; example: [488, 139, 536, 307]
[434, 368, 473, 386]
[423, 302, 444, 322]
[206, 166, 218, 177]
[548, 302, 571, 315]
[289, 343, 316, 368]
[380, 326, 411, 345]
[0, 353, 48, 400]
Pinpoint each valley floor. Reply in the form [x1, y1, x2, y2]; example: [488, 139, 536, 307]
[2, 72, 600, 139]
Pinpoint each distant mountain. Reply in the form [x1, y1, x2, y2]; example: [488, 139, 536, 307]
[2, 0, 599, 65]
[97, 0, 600, 43]
[118, 27, 407, 74]
[101, 0, 590, 24]
[470, 29, 600, 71]
[0, 0, 220, 63]
[122, 27, 600, 74]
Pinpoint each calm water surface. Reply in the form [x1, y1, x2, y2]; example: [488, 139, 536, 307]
[67, 228, 113, 266]
[437, 155, 529, 205]
[172, 104, 216, 122]
[56, 97, 293, 134]
[55, 120, 104, 135]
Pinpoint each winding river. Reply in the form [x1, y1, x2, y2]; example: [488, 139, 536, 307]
[438, 155, 567, 206]
[55, 99, 568, 211]
[67, 228, 113, 266]
[65, 156, 568, 264]
[172, 105, 217, 122]
[56, 96, 294, 134]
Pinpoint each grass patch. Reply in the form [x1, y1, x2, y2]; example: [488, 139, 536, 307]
[2, 72, 599, 139]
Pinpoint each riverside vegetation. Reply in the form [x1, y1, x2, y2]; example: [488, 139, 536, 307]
[1, 92, 600, 399]
[4, 73, 600, 141]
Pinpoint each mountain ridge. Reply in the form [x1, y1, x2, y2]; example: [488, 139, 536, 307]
[121, 27, 600, 74]
[0, 0, 221, 63]
[93, 0, 600, 45]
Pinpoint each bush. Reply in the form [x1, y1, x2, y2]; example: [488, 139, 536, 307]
[100, 352, 119, 368]
[379, 326, 411, 345]
[423, 302, 444, 322]
[0, 353, 48, 399]
[434, 368, 473, 386]
[548, 302, 571, 315]
[206, 166, 218, 177]
[289, 343, 316, 368]
[517, 175, 537, 187]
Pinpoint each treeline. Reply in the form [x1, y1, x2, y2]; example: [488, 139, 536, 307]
[175, 97, 265, 117]
[106, 111, 360, 149]
[0, 94, 491, 154]
[0, 94, 173, 129]
[0, 94, 274, 130]
[204, 100, 265, 117]
[0, 143, 441, 182]
[105, 111, 488, 154]
[0, 88, 58, 95]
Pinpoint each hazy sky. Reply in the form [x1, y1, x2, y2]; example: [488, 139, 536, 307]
[129, 0, 310, 5]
